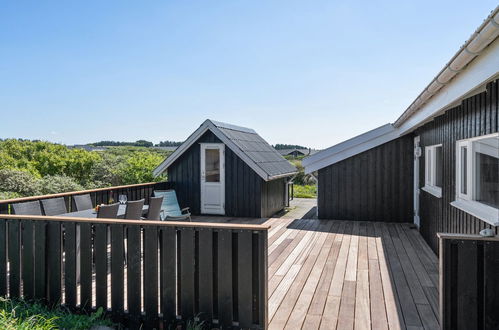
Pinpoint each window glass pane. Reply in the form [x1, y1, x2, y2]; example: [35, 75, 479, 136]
[474, 137, 499, 208]
[435, 146, 442, 187]
[205, 149, 220, 182]
[461, 147, 467, 194]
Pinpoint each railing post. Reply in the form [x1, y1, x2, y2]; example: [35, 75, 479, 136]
[0, 219, 6, 296]
[257, 230, 268, 329]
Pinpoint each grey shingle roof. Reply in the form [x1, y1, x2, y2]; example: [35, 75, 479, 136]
[210, 120, 297, 179]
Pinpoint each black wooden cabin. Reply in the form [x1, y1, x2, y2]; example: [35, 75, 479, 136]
[154, 120, 297, 218]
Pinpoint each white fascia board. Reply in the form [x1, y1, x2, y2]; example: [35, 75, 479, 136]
[303, 124, 400, 174]
[396, 40, 499, 135]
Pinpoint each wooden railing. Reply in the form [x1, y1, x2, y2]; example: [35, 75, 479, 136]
[0, 215, 269, 329]
[0, 181, 172, 214]
[439, 233, 499, 330]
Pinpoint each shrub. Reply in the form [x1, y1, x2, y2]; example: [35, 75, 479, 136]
[293, 185, 317, 198]
[118, 152, 166, 185]
[38, 175, 84, 195]
[0, 169, 41, 196]
[289, 160, 315, 185]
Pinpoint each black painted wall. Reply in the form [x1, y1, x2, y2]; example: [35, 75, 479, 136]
[317, 134, 414, 222]
[261, 178, 287, 218]
[416, 79, 499, 253]
[168, 130, 288, 218]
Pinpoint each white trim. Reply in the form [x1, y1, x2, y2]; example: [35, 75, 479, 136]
[396, 40, 499, 134]
[423, 144, 443, 198]
[153, 119, 296, 181]
[451, 199, 499, 226]
[454, 133, 499, 224]
[395, 9, 499, 129]
[200, 143, 225, 215]
[456, 140, 471, 200]
[302, 124, 400, 174]
[422, 185, 442, 198]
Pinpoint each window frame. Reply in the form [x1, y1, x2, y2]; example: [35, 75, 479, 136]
[423, 144, 443, 198]
[452, 133, 499, 226]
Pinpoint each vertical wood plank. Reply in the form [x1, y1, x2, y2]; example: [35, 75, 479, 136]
[64, 221, 77, 308]
[237, 231, 253, 328]
[34, 221, 46, 300]
[456, 240, 478, 330]
[217, 229, 233, 327]
[127, 224, 142, 318]
[144, 226, 159, 326]
[198, 229, 213, 322]
[80, 222, 93, 308]
[8, 220, 21, 298]
[111, 224, 124, 317]
[0, 219, 6, 296]
[21, 220, 35, 299]
[160, 227, 177, 324]
[47, 221, 62, 304]
[94, 223, 107, 309]
[484, 241, 499, 329]
[257, 230, 268, 328]
[180, 228, 195, 320]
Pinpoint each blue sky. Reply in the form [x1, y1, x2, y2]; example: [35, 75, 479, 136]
[0, 1, 497, 149]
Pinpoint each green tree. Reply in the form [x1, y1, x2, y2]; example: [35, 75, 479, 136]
[118, 152, 165, 185]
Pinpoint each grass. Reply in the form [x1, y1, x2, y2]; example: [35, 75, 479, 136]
[0, 297, 114, 330]
[293, 184, 317, 198]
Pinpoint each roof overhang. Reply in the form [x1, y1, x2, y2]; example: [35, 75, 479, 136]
[396, 40, 499, 134]
[153, 120, 297, 181]
[394, 7, 499, 132]
[302, 124, 400, 174]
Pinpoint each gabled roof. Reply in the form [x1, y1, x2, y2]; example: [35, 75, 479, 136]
[277, 148, 308, 156]
[302, 124, 400, 174]
[153, 119, 297, 181]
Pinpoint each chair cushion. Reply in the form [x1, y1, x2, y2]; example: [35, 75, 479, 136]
[154, 190, 183, 217]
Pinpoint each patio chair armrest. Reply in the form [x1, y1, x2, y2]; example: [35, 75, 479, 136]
[181, 207, 190, 214]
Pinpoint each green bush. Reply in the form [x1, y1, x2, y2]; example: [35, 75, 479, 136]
[117, 152, 166, 185]
[0, 169, 42, 196]
[289, 160, 315, 185]
[0, 140, 170, 198]
[293, 185, 317, 198]
[38, 175, 84, 195]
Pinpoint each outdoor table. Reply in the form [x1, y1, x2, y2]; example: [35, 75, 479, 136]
[60, 204, 149, 218]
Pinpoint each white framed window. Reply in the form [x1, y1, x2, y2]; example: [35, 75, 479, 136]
[423, 144, 443, 197]
[452, 133, 499, 226]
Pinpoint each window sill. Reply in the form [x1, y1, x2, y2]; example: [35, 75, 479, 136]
[422, 185, 442, 198]
[451, 199, 499, 226]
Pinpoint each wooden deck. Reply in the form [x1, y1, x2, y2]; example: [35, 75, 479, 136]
[195, 200, 440, 330]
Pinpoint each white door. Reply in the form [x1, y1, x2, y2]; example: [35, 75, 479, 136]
[414, 136, 421, 227]
[200, 143, 225, 215]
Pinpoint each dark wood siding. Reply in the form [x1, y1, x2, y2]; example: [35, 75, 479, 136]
[317, 134, 414, 222]
[417, 79, 499, 253]
[261, 178, 287, 218]
[168, 130, 265, 217]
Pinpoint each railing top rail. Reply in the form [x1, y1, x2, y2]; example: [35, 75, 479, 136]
[437, 232, 499, 242]
[0, 214, 271, 231]
[0, 181, 161, 204]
